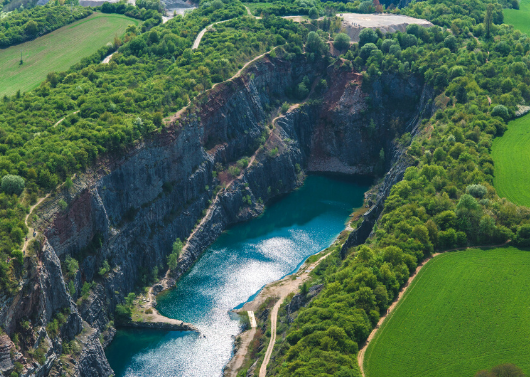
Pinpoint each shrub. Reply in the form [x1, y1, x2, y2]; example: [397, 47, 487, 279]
[296, 82, 309, 99]
[58, 199, 67, 211]
[228, 166, 241, 177]
[514, 224, 530, 247]
[333, 33, 351, 51]
[11, 250, 23, 265]
[168, 238, 183, 270]
[145, 308, 153, 314]
[475, 363, 525, 377]
[115, 304, 132, 323]
[65, 256, 79, 278]
[491, 105, 510, 121]
[1, 175, 25, 195]
[466, 184, 487, 198]
[359, 28, 378, 47]
[360, 43, 378, 60]
[98, 260, 110, 276]
[237, 158, 249, 169]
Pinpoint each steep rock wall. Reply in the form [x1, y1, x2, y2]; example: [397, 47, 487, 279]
[0, 54, 433, 376]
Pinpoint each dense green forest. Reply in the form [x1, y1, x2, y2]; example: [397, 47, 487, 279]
[1, 0, 530, 373]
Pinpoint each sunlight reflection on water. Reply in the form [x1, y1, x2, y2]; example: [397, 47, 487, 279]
[106, 175, 370, 377]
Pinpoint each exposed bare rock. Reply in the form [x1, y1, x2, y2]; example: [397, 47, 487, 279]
[0, 335, 14, 373]
[341, 13, 433, 42]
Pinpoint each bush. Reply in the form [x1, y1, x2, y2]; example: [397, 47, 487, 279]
[1, 175, 25, 195]
[475, 363, 525, 377]
[491, 105, 510, 121]
[115, 304, 132, 323]
[359, 28, 378, 47]
[466, 184, 487, 198]
[11, 250, 23, 265]
[228, 165, 241, 177]
[98, 260, 110, 276]
[360, 43, 378, 60]
[58, 199, 67, 210]
[334, 33, 351, 51]
[514, 224, 530, 247]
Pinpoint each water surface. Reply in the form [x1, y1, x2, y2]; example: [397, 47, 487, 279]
[106, 174, 370, 377]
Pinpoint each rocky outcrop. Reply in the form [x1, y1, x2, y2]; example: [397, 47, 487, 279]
[340, 77, 435, 257]
[75, 325, 113, 377]
[4, 54, 434, 376]
[285, 284, 324, 322]
[0, 335, 14, 373]
[121, 320, 198, 332]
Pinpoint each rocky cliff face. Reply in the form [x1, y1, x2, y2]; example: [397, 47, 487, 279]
[0, 54, 433, 376]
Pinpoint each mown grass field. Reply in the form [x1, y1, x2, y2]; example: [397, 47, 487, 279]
[0, 13, 139, 96]
[492, 114, 530, 207]
[364, 247, 530, 377]
[504, 0, 530, 35]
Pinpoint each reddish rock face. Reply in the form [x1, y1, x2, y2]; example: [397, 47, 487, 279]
[52, 189, 93, 246]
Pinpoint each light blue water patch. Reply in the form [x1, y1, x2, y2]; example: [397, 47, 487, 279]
[105, 174, 370, 377]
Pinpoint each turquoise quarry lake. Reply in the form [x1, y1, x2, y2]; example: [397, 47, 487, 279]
[105, 174, 370, 376]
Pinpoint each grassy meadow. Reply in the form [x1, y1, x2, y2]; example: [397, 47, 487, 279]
[0, 13, 139, 96]
[364, 247, 530, 377]
[504, 0, 530, 35]
[492, 114, 530, 207]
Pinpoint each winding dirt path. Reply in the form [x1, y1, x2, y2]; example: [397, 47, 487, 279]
[192, 19, 230, 49]
[357, 241, 511, 377]
[53, 110, 79, 127]
[259, 300, 280, 377]
[22, 194, 50, 254]
[237, 251, 331, 377]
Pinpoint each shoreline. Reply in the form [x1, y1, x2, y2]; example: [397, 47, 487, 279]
[223, 246, 334, 377]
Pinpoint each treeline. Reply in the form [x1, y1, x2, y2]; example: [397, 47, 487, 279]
[0, 4, 92, 48]
[246, 0, 390, 18]
[264, 0, 530, 375]
[99, 1, 162, 22]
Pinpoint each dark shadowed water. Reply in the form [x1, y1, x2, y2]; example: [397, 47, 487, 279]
[105, 174, 370, 377]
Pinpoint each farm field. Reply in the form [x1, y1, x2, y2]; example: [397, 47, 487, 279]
[0, 13, 139, 96]
[504, 0, 530, 35]
[492, 113, 530, 207]
[364, 247, 530, 377]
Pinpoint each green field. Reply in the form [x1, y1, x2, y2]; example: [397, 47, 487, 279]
[504, 0, 530, 35]
[364, 247, 530, 377]
[492, 114, 530, 207]
[0, 13, 139, 96]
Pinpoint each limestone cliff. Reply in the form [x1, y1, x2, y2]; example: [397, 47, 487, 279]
[0, 54, 433, 376]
